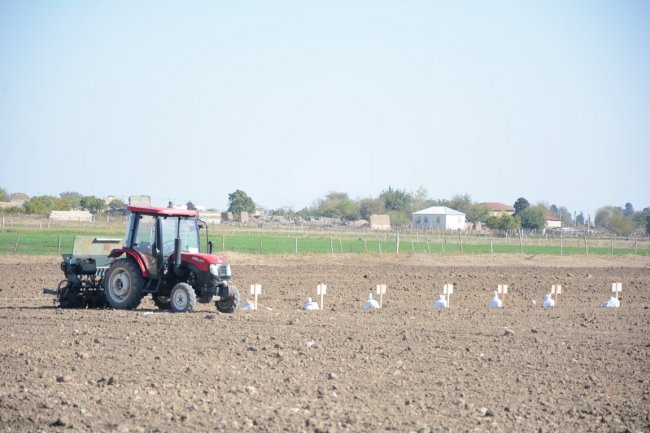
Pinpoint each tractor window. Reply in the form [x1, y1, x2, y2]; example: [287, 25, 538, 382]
[159, 217, 200, 255]
[179, 219, 200, 253]
[134, 215, 155, 254]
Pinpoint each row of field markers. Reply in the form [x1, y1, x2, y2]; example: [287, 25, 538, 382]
[239, 282, 624, 311]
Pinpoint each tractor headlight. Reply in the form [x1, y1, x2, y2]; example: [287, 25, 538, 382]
[210, 263, 231, 278]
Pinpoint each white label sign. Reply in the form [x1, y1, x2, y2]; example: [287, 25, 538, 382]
[250, 284, 262, 295]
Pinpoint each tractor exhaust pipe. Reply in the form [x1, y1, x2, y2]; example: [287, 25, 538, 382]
[174, 237, 182, 275]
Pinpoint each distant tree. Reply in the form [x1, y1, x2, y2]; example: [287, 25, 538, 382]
[633, 207, 650, 231]
[485, 214, 519, 232]
[595, 206, 635, 235]
[558, 206, 572, 226]
[380, 187, 412, 212]
[228, 190, 256, 214]
[358, 197, 385, 220]
[80, 196, 106, 214]
[386, 210, 411, 227]
[549, 204, 559, 217]
[23, 195, 61, 214]
[411, 186, 429, 212]
[513, 197, 529, 216]
[9, 192, 30, 201]
[623, 202, 634, 217]
[187, 201, 196, 211]
[107, 198, 126, 215]
[517, 206, 546, 230]
[314, 192, 360, 221]
[60, 191, 83, 209]
[0, 187, 8, 202]
[465, 203, 491, 224]
[447, 194, 473, 214]
[576, 212, 585, 226]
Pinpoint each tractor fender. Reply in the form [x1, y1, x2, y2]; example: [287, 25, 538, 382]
[107, 249, 150, 278]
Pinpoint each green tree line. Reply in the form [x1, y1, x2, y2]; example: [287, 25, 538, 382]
[2, 186, 648, 236]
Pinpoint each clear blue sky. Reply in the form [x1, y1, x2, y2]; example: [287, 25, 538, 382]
[1, 1, 648, 217]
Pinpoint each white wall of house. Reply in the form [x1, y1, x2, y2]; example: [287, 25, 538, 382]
[411, 206, 466, 230]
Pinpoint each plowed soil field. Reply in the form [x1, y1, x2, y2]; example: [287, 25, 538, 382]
[0, 253, 648, 433]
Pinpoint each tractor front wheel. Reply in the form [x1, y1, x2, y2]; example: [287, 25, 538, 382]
[105, 259, 144, 310]
[216, 285, 240, 313]
[170, 283, 197, 312]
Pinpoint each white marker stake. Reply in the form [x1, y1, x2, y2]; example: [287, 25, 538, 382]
[611, 282, 622, 300]
[317, 284, 327, 310]
[443, 283, 454, 308]
[376, 284, 387, 308]
[551, 284, 562, 304]
[497, 284, 508, 303]
[249, 284, 262, 311]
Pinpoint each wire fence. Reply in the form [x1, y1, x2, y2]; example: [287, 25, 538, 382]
[1, 219, 648, 257]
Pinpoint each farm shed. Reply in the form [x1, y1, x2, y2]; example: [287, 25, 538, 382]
[411, 206, 466, 230]
[479, 202, 515, 217]
[129, 195, 151, 207]
[370, 214, 391, 231]
[198, 212, 222, 225]
[49, 210, 94, 222]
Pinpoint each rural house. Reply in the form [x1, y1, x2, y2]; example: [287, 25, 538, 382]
[544, 214, 562, 229]
[411, 206, 466, 230]
[479, 202, 515, 217]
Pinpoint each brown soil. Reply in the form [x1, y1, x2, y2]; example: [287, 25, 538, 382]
[0, 253, 648, 432]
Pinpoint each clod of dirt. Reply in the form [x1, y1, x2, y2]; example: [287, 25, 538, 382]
[51, 416, 70, 427]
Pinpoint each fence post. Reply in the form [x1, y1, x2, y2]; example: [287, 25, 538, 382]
[584, 232, 588, 255]
[295, 237, 298, 254]
[13, 234, 20, 254]
[221, 235, 225, 251]
[395, 235, 399, 256]
[57, 236, 62, 255]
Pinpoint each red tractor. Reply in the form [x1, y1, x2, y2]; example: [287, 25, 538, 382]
[96, 206, 239, 312]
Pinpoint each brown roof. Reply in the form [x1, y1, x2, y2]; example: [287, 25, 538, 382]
[479, 202, 515, 212]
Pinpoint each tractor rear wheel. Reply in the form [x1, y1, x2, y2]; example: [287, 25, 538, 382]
[105, 259, 144, 310]
[170, 283, 197, 312]
[216, 285, 240, 313]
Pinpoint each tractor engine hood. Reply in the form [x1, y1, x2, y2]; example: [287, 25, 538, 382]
[180, 252, 231, 278]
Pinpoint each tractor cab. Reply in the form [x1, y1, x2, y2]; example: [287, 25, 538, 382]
[104, 206, 239, 312]
[122, 207, 203, 277]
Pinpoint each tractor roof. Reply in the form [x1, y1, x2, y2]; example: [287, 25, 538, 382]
[127, 206, 198, 217]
